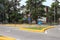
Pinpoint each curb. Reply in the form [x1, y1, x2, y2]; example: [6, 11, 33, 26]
[0, 24, 54, 33]
[20, 26, 54, 33]
[0, 35, 16, 40]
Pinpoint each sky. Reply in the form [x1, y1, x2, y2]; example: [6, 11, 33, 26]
[43, 0, 54, 6]
[20, 0, 60, 7]
[20, 0, 26, 6]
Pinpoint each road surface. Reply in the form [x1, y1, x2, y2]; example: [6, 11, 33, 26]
[0, 25, 60, 40]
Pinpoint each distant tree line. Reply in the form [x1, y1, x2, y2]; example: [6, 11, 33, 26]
[0, 0, 22, 23]
[0, 0, 59, 24]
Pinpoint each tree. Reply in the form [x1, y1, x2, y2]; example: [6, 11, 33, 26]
[0, 0, 21, 23]
[51, 0, 59, 22]
[26, 0, 46, 22]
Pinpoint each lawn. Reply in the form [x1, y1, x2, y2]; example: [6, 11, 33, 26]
[26, 26, 46, 30]
[20, 25, 54, 32]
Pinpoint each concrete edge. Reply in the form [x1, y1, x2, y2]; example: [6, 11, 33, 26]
[0, 35, 16, 40]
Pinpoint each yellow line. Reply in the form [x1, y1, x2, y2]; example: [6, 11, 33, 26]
[0, 24, 54, 33]
[20, 26, 54, 33]
[0, 36, 16, 40]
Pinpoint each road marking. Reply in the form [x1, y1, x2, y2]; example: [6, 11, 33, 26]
[45, 30, 48, 34]
[16, 39, 21, 40]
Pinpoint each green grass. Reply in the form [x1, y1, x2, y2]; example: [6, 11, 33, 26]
[26, 27, 46, 30]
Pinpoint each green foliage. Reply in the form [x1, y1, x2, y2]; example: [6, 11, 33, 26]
[50, 0, 59, 22]
[51, 1, 59, 8]
[0, 0, 22, 23]
[26, 0, 45, 20]
[26, 27, 46, 30]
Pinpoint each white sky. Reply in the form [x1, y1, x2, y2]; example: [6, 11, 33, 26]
[20, 0, 60, 6]
[43, 0, 54, 7]
[20, 0, 26, 6]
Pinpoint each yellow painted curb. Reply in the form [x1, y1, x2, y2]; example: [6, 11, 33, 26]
[20, 26, 54, 33]
[0, 24, 54, 33]
[0, 36, 16, 40]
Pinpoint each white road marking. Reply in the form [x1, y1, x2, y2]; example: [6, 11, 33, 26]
[45, 30, 48, 34]
[16, 39, 21, 40]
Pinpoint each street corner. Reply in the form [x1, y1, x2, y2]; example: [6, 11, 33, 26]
[0, 35, 16, 40]
[42, 26, 55, 31]
[19, 25, 55, 33]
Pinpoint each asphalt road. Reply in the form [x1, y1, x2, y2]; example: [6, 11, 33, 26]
[0, 25, 60, 40]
